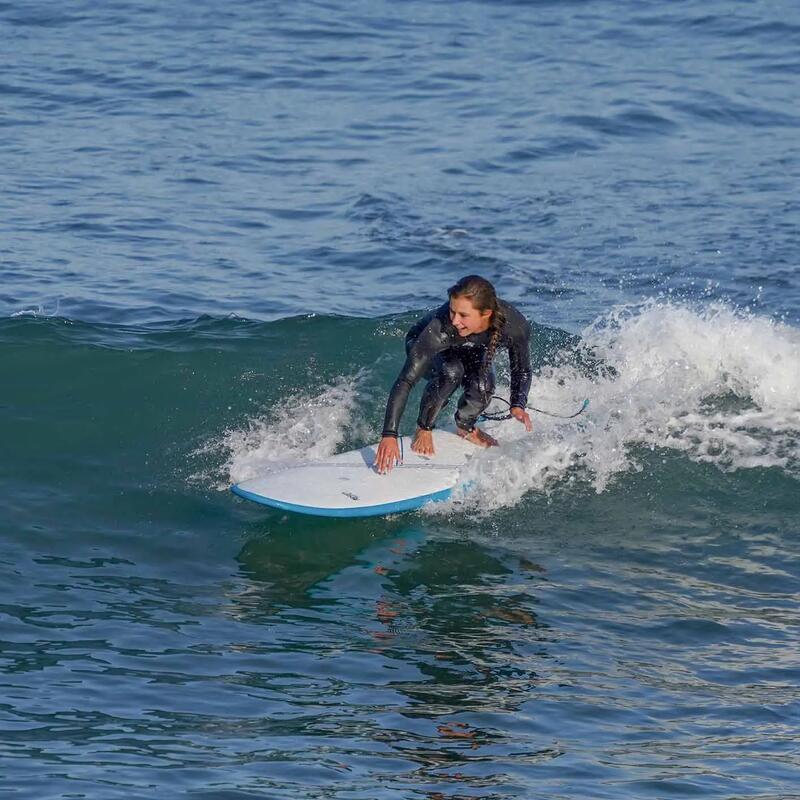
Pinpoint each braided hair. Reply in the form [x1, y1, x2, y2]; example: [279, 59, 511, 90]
[447, 275, 506, 383]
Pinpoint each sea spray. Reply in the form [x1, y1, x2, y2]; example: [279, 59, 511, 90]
[436, 301, 800, 513]
[195, 370, 372, 490]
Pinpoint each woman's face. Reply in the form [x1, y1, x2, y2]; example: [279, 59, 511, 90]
[449, 295, 492, 337]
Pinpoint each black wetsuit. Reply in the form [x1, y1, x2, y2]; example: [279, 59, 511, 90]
[381, 300, 532, 437]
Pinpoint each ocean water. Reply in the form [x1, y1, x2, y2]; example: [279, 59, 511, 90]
[1, 1, 799, 798]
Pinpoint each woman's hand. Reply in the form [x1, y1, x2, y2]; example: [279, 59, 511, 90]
[510, 406, 533, 431]
[411, 428, 435, 456]
[375, 436, 402, 474]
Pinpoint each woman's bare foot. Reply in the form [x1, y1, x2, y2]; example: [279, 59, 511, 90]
[457, 426, 498, 448]
[411, 428, 435, 456]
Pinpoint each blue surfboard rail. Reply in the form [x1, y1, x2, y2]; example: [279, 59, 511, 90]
[230, 482, 453, 518]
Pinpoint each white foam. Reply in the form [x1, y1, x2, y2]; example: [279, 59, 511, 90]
[11, 299, 62, 318]
[194, 370, 371, 490]
[432, 300, 800, 514]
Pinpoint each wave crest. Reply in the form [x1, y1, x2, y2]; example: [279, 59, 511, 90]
[439, 301, 800, 513]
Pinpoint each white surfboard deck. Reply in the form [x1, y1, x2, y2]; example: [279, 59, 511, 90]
[231, 429, 478, 517]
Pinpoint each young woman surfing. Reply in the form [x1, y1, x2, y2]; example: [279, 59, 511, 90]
[375, 275, 533, 474]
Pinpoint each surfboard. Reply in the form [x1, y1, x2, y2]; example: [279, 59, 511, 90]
[231, 429, 478, 517]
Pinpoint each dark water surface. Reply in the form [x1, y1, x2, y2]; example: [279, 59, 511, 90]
[2, 0, 799, 798]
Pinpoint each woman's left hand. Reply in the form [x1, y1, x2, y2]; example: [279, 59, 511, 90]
[510, 406, 533, 431]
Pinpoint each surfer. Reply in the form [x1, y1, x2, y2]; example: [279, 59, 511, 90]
[375, 275, 533, 474]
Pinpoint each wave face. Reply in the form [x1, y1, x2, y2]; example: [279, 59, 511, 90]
[4, 302, 797, 519]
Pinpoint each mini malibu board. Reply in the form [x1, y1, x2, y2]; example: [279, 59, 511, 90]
[231, 429, 477, 517]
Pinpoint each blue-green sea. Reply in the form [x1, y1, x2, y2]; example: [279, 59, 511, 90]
[2, 1, 799, 798]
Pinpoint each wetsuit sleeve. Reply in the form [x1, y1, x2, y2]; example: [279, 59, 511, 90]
[508, 318, 533, 409]
[382, 319, 448, 437]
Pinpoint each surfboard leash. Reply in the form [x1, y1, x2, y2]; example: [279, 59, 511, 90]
[480, 396, 590, 422]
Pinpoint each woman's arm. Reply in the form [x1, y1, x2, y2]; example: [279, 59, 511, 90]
[508, 315, 533, 411]
[376, 319, 449, 473]
[381, 319, 447, 438]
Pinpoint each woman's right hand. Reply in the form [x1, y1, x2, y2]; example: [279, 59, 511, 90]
[375, 436, 402, 474]
[411, 428, 435, 456]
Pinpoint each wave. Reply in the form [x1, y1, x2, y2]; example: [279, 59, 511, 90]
[438, 300, 800, 512]
[181, 301, 800, 512]
[3, 301, 797, 512]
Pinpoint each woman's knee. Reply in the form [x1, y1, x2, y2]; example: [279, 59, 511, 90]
[463, 377, 495, 409]
[439, 358, 465, 387]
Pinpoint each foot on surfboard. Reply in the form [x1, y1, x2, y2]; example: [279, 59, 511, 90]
[457, 426, 498, 448]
